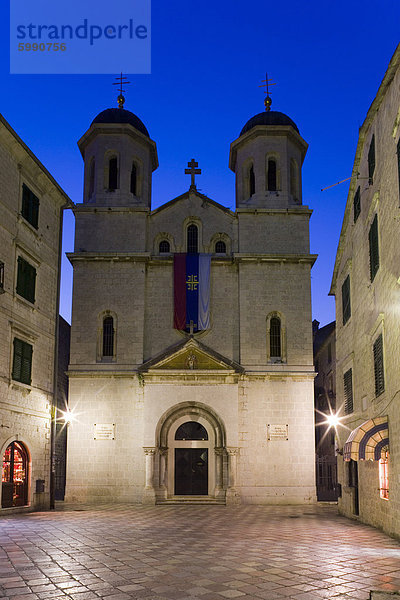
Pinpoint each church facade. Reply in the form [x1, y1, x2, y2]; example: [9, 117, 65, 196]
[65, 97, 317, 505]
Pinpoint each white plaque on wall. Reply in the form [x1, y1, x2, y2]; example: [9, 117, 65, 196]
[94, 423, 115, 440]
[267, 424, 288, 441]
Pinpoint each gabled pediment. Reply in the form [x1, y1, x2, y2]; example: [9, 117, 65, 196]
[139, 338, 244, 375]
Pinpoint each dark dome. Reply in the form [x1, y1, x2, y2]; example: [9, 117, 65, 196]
[91, 108, 150, 137]
[240, 111, 299, 136]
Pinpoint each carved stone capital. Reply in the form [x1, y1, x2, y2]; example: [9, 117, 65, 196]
[143, 447, 156, 456]
[227, 447, 239, 456]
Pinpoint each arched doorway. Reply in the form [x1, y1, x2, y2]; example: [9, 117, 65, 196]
[156, 402, 226, 502]
[2, 441, 29, 508]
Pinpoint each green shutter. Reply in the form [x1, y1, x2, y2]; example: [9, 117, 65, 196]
[21, 184, 40, 229]
[344, 369, 353, 414]
[353, 187, 361, 222]
[369, 215, 379, 282]
[373, 334, 384, 396]
[342, 275, 351, 324]
[368, 135, 375, 183]
[16, 257, 36, 303]
[12, 338, 32, 385]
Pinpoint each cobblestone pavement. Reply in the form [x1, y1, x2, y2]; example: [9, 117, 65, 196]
[1, 504, 400, 600]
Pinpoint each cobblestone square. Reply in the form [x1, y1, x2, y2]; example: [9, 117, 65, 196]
[1, 504, 400, 600]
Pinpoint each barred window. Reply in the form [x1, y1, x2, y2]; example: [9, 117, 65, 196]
[12, 338, 33, 385]
[187, 224, 198, 253]
[109, 157, 118, 190]
[342, 275, 351, 325]
[215, 240, 226, 254]
[267, 159, 277, 191]
[159, 240, 170, 253]
[270, 317, 281, 358]
[21, 184, 39, 229]
[130, 162, 137, 195]
[16, 257, 36, 304]
[369, 214, 379, 282]
[373, 334, 384, 397]
[102, 317, 114, 357]
[353, 187, 361, 222]
[249, 165, 255, 196]
[368, 135, 375, 184]
[344, 368, 353, 414]
[379, 451, 389, 500]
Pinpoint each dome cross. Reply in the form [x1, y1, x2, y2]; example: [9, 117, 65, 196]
[113, 73, 131, 109]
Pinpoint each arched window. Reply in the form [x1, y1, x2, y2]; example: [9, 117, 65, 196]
[215, 240, 226, 254]
[267, 159, 277, 191]
[290, 159, 298, 198]
[175, 421, 208, 440]
[270, 317, 282, 358]
[89, 159, 95, 199]
[108, 157, 118, 190]
[130, 162, 137, 195]
[102, 316, 114, 357]
[187, 224, 198, 253]
[2, 441, 29, 508]
[249, 165, 255, 196]
[159, 240, 170, 253]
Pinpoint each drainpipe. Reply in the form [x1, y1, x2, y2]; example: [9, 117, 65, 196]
[50, 200, 71, 510]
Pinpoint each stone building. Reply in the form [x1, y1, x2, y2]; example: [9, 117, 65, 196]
[313, 320, 337, 501]
[65, 94, 317, 505]
[330, 44, 400, 534]
[0, 114, 72, 511]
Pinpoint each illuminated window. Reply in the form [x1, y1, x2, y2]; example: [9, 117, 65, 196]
[379, 451, 389, 500]
[187, 224, 198, 253]
[21, 184, 39, 229]
[102, 316, 114, 357]
[2, 441, 29, 508]
[215, 240, 226, 254]
[159, 240, 170, 253]
[109, 157, 118, 190]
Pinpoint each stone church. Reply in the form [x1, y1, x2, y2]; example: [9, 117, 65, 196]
[65, 92, 317, 505]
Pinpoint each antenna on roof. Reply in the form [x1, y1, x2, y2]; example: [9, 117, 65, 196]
[259, 72, 276, 112]
[113, 73, 131, 109]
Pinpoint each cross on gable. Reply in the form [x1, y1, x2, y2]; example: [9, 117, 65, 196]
[185, 158, 201, 190]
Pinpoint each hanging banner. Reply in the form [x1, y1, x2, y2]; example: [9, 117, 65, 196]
[174, 254, 211, 332]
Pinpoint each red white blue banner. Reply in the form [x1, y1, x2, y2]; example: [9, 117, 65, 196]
[174, 254, 211, 331]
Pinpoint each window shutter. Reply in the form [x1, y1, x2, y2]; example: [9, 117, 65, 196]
[369, 215, 379, 281]
[22, 184, 39, 229]
[353, 187, 361, 222]
[16, 257, 36, 303]
[373, 334, 385, 396]
[344, 368, 353, 414]
[341, 275, 351, 325]
[12, 338, 32, 385]
[12, 338, 23, 381]
[368, 135, 375, 183]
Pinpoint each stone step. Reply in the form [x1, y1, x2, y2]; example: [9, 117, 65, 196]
[157, 496, 225, 505]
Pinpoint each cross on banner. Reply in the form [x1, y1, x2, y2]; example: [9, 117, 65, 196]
[185, 158, 201, 190]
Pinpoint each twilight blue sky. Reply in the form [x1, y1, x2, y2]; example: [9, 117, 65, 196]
[1, 1, 399, 326]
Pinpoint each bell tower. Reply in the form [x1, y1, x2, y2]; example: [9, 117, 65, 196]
[229, 90, 308, 209]
[77, 83, 158, 208]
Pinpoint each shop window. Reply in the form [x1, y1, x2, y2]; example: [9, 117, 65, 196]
[12, 338, 33, 385]
[21, 184, 39, 229]
[379, 451, 389, 500]
[16, 256, 36, 304]
[2, 441, 29, 508]
[187, 224, 198, 253]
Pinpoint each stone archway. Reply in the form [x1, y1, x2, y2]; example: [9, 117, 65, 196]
[154, 402, 228, 503]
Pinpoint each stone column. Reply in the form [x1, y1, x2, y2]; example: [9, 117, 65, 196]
[142, 447, 156, 504]
[158, 447, 168, 501]
[226, 447, 241, 505]
[214, 447, 224, 499]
